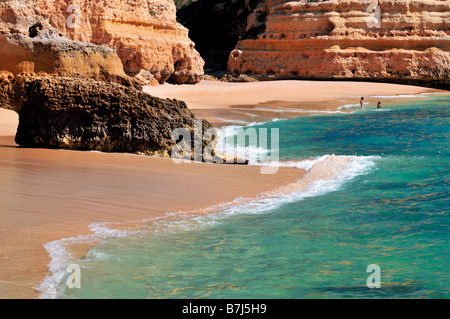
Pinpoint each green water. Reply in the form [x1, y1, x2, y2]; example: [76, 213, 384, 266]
[59, 95, 449, 299]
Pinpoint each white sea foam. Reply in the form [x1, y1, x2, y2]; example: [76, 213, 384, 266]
[236, 107, 345, 114]
[370, 93, 433, 99]
[147, 154, 379, 234]
[37, 153, 378, 298]
[214, 124, 270, 163]
[255, 155, 331, 171]
[37, 235, 91, 299]
[37, 118, 379, 299]
[338, 103, 360, 110]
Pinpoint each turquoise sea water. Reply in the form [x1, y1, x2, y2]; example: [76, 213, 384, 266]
[55, 94, 449, 299]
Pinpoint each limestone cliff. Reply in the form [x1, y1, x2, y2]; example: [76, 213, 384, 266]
[2, 74, 216, 158]
[33, 0, 205, 84]
[228, 0, 450, 89]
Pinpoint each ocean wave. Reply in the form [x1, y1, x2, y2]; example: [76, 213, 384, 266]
[211, 118, 281, 125]
[236, 107, 346, 114]
[37, 235, 91, 299]
[37, 153, 378, 299]
[214, 124, 270, 163]
[370, 93, 434, 99]
[36, 223, 137, 299]
[142, 154, 379, 234]
[37, 115, 378, 299]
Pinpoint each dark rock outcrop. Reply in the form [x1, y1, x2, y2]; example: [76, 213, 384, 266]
[4, 75, 214, 158]
[0, 1, 223, 161]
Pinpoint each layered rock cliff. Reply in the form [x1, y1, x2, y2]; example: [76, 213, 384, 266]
[0, 0, 204, 85]
[2, 74, 216, 158]
[0, 0, 141, 88]
[228, 0, 450, 89]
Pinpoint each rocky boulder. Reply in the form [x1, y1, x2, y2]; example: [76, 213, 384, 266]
[4, 75, 214, 158]
[0, 34, 142, 90]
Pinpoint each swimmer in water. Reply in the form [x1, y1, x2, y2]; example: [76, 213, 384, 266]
[360, 97, 365, 109]
[377, 101, 382, 108]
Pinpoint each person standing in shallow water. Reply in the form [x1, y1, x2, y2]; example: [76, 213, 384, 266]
[360, 97, 365, 109]
[377, 101, 382, 108]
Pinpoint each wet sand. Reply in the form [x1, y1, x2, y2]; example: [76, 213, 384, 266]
[0, 109, 305, 298]
[145, 80, 444, 126]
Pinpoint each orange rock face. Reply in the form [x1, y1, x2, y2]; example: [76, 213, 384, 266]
[228, 0, 450, 88]
[0, 0, 141, 89]
[0, 0, 204, 85]
[34, 0, 205, 84]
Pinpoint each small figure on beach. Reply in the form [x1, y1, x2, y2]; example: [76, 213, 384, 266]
[377, 101, 382, 108]
[360, 97, 365, 109]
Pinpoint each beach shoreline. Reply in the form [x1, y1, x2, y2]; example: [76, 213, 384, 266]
[144, 80, 444, 127]
[0, 108, 305, 298]
[0, 80, 446, 299]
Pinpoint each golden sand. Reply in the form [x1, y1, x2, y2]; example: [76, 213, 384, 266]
[145, 80, 443, 126]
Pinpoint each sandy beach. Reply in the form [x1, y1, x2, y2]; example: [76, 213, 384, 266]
[0, 106, 305, 298]
[145, 80, 443, 126]
[0, 80, 446, 299]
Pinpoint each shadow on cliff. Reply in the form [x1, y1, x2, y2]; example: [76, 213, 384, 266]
[177, 0, 262, 72]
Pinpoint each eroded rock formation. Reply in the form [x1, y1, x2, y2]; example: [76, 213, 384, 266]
[2, 74, 215, 158]
[228, 0, 450, 89]
[0, 0, 142, 88]
[34, 0, 205, 84]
